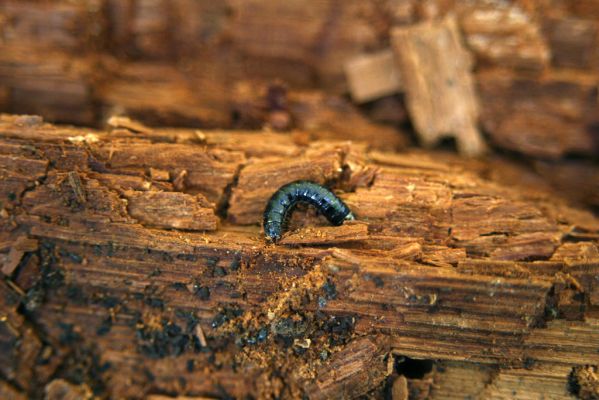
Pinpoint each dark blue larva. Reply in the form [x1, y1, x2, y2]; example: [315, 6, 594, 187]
[263, 180, 354, 243]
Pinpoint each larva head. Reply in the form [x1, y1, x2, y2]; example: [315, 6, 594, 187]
[264, 222, 282, 243]
[344, 212, 355, 221]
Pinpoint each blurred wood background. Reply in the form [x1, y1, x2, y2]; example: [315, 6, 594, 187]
[0, 1, 598, 399]
[0, 0, 597, 209]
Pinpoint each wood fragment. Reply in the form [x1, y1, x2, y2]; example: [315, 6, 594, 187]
[194, 323, 208, 348]
[107, 116, 152, 134]
[344, 50, 403, 103]
[67, 171, 87, 205]
[391, 16, 486, 156]
[1, 236, 38, 276]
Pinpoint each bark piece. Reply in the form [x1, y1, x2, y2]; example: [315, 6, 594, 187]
[451, 191, 561, 259]
[551, 242, 599, 265]
[91, 173, 156, 192]
[125, 190, 218, 231]
[0, 148, 49, 209]
[107, 116, 152, 134]
[391, 15, 486, 156]
[343, 168, 453, 243]
[22, 172, 131, 224]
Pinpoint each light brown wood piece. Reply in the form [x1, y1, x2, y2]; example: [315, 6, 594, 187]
[391, 15, 486, 156]
[344, 50, 403, 103]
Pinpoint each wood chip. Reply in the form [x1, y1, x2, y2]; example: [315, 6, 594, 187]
[391, 15, 486, 156]
[344, 50, 403, 103]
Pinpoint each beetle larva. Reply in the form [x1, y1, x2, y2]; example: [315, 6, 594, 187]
[263, 180, 354, 243]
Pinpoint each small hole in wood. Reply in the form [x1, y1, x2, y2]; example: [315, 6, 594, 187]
[394, 356, 434, 379]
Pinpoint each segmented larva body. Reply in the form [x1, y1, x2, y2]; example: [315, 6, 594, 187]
[263, 180, 355, 243]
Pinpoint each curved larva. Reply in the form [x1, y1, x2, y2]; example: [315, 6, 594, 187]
[263, 180, 355, 243]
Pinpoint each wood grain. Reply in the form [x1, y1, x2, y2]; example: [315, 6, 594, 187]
[0, 116, 597, 398]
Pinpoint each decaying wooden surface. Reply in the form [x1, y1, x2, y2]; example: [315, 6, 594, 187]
[0, 114, 598, 399]
[1, 0, 598, 211]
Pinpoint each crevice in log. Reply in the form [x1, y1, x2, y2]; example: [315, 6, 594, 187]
[216, 161, 245, 221]
[394, 356, 434, 379]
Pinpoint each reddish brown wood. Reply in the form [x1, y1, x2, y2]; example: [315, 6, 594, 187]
[0, 116, 597, 399]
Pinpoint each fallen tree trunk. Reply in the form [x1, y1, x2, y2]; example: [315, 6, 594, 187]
[0, 114, 598, 399]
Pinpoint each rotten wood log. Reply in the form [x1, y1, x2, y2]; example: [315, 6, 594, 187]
[0, 114, 598, 398]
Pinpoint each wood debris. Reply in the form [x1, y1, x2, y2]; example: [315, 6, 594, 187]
[391, 16, 486, 156]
